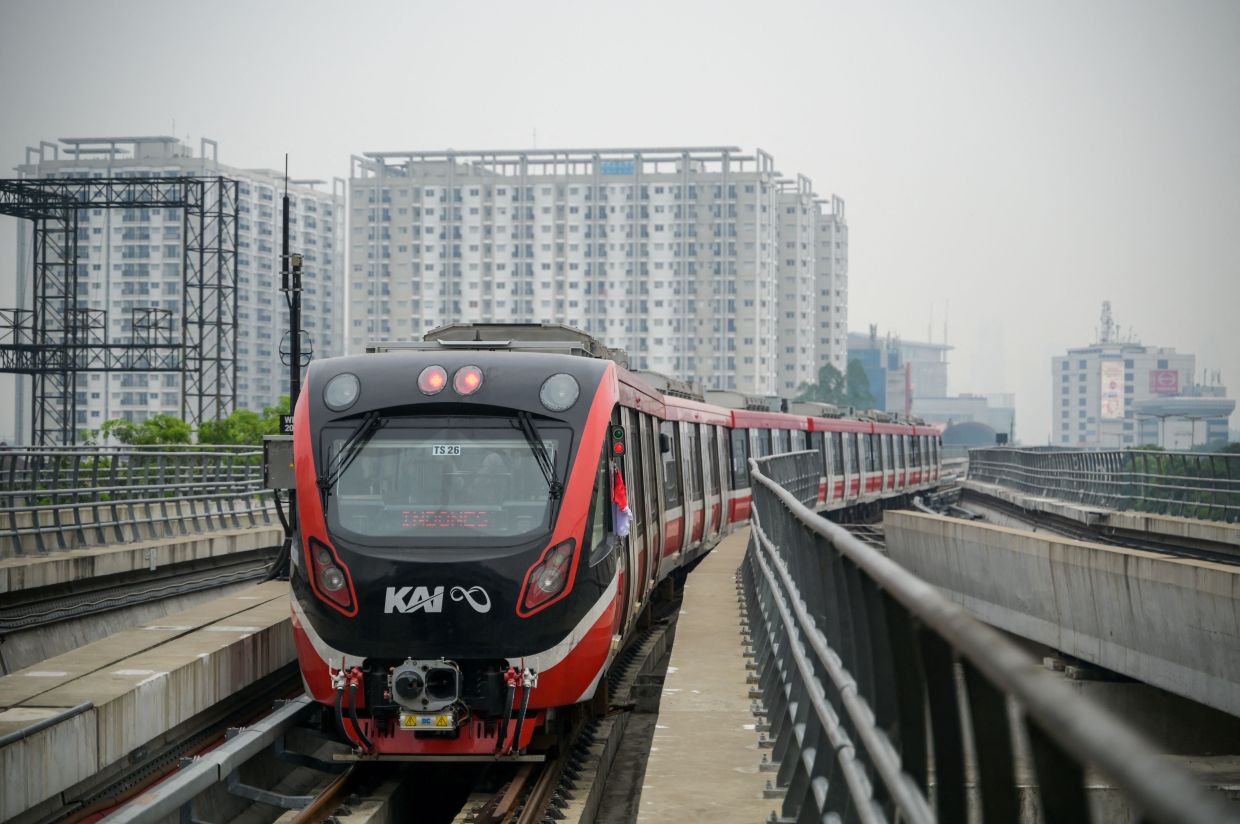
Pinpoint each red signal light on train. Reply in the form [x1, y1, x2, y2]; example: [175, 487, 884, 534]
[613, 442, 625, 455]
[610, 424, 626, 456]
[418, 365, 447, 395]
[454, 366, 483, 396]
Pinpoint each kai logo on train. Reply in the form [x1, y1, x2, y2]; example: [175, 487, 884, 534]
[384, 585, 492, 614]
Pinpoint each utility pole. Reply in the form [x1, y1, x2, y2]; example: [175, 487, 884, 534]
[281, 155, 301, 545]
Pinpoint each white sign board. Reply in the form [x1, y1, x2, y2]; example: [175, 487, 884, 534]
[1100, 361, 1124, 420]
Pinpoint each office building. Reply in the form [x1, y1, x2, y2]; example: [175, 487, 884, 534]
[1052, 304, 1232, 448]
[12, 136, 344, 433]
[349, 147, 847, 396]
[847, 328, 951, 414]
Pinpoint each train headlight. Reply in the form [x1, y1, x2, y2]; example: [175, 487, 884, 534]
[418, 365, 448, 395]
[320, 565, 346, 592]
[306, 537, 356, 616]
[323, 373, 360, 412]
[540, 373, 579, 412]
[522, 539, 576, 611]
[454, 365, 484, 396]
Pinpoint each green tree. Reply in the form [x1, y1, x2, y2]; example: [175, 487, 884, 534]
[845, 359, 876, 409]
[199, 396, 291, 445]
[89, 414, 191, 445]
[796, 364, 848, 405]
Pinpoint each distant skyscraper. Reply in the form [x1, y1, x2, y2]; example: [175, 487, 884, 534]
[348, 147, 847, 396]
[13, 136, 344, 434]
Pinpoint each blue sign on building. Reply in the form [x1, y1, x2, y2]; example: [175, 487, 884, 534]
[599, 160, 636, 176]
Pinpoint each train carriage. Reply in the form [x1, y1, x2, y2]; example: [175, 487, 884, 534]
[286, 324, 941, 758]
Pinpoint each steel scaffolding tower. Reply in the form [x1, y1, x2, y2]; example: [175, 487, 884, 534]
[0, 177, 238, 445]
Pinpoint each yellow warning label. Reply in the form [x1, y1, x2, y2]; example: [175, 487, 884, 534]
[435, 715, 450, 727]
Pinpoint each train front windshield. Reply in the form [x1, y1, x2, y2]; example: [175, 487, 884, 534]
[323, 416, 571, 541]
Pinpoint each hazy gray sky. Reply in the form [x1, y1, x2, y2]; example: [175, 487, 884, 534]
[1, 0, 1237, 441]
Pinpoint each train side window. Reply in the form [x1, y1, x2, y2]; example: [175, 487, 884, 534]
[810, 431, 825, 474]
[832, 432, 844, 474]
[894, 435, 904, 469]
[730, 427, 750, 487]
[862, 435, 875, 472]
[884, 435, 893, 471]
[911, 436, 921, 467]
[749, 428, 762, 459]
[660, 420, 682, 508]
[850, 434, 862, 473]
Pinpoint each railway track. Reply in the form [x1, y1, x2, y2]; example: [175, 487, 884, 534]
[956, 490, 1240, 566]
[213, 597, 680, 824]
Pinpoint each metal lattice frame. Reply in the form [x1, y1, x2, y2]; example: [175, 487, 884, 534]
[0, 177, 239, 445]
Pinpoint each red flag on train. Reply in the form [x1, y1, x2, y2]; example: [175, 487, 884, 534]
[612, 468, 632, 537]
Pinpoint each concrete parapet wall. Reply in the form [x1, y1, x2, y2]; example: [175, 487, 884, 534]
[883, 510, 1240, 718]
[0, 525, 285, 594]
[0, 583, 293, 822]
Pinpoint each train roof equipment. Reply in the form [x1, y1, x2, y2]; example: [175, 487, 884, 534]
[366, 322, 629, 365]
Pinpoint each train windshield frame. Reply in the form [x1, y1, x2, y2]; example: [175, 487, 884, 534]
[321, 415, 573, 545]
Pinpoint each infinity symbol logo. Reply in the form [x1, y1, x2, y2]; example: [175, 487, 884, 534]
[450, 585, 492, 614]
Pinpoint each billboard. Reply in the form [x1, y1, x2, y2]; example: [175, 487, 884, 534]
[1100, 361, 1124, 420]
[1149, 369, 1180, 396]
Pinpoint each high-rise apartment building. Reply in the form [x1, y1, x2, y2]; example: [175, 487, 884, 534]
[814, 194, 848, 380]
[13, 136, 344, 434]
[349, 147, 847, 396]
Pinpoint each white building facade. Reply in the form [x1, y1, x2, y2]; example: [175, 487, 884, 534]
[13, 136, 344, 434]
[349, 147, 847, 396]
[1052, 343, 1196, 448]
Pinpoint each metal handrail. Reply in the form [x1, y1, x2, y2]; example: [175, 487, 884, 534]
[967, 447, 1240, 522]
[0, 446, 274, 556]
[743, 458, 1235, 823]
[753, 450, 821, 508]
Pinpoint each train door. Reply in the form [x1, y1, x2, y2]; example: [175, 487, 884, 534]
[688, 424, 705, 545]
[863, 434, 878, 495]
[714, 423, 724, 532]
[659, 420, 684, 570]
[848, 433, 863, 499]
[881, 434, 893, 492]
[829, 432, 843, 502]
[702, 425, 721, 537]
[620, 407, 647, 621]
[809, 431, 827, 506]
[641, 414, 663, 588]
[729, 427, 751, 522]
[909, 436, 922, 486]
[589, 439, 627, 643]
[894, 434, 905, 489]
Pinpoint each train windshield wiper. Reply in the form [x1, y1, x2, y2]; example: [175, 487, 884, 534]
[515, 411, 562, 500]
[318, 411, 386, 502]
